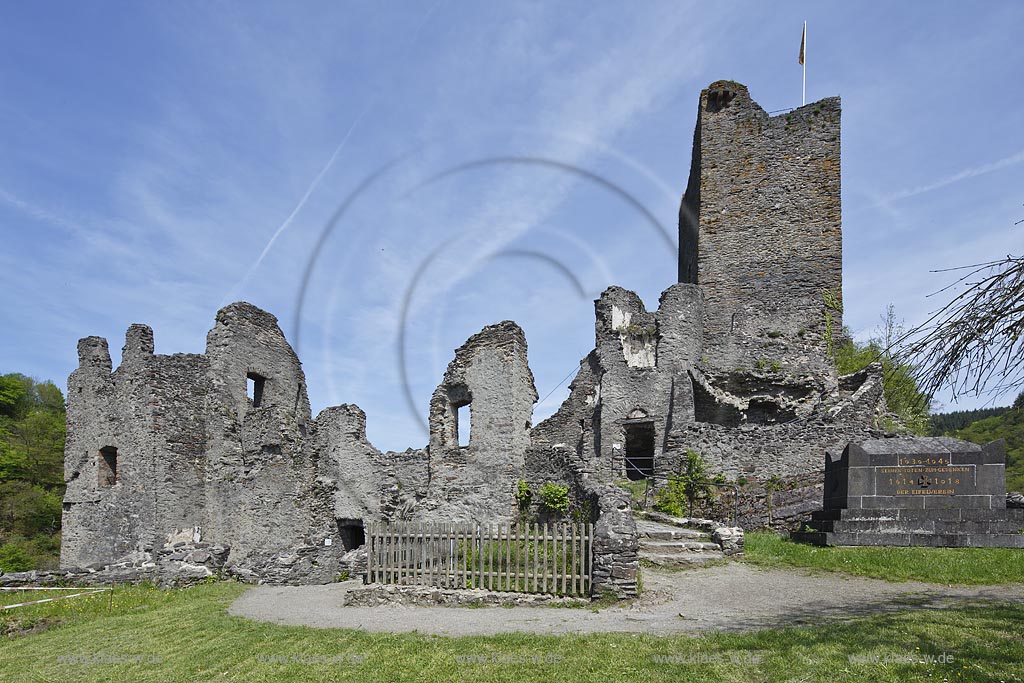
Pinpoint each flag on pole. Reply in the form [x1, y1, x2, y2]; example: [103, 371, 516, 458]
[799, 21, 807, 105]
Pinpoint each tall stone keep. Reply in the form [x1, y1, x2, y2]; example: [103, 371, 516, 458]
[679, 81, 843, 377]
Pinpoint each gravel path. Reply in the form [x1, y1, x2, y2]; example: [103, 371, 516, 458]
[228, 564, 1024, 636]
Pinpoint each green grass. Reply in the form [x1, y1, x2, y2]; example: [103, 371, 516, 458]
[1, 580, 1023, 682]
[744, 531, 1024, 584]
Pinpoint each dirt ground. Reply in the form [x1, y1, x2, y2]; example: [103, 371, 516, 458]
[227, 563, 1024, 636]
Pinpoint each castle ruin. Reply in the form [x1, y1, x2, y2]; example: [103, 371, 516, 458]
[60, 82, 887, 591]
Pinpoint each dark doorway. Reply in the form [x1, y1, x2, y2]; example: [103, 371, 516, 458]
[624, 422, 655, 481]
[337, 518, 365, 551]
[98, 446, 118, 486]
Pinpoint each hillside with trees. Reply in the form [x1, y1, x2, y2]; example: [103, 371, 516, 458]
[0, 373, 66, 571]
[932, 393, 1024, 493]
[929, 407, 1013, 435]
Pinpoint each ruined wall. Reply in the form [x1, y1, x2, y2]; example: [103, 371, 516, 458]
[61, 304, 353, 581]
[62, 79, 881, 584]
[200, 303, 328, 578]
[61, 332, 210, 569]
[529, 284, 703, 489]
[529, 278, 883, 496]
[680, 81, 842, 380]
[423, 321, 538, 522]
[62, 307, 549, 578]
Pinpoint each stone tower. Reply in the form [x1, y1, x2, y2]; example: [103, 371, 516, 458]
[679, 81, 843, 378]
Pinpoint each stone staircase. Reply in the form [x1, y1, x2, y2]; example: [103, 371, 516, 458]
[793, 507, 1024, 548]
[636, 514, 739, 567]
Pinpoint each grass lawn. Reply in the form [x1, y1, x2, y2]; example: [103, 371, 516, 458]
[743, 531, 1024, 584]
[2, 580, 1023, 682]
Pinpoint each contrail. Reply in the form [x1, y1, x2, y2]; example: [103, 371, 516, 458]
[884, 148, 1024, 203]
[225, 101, 373, 301]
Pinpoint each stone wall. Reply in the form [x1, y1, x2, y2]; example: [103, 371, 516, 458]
[61, 334, 211, 569]
[61, 80, 879, 592]
[424, 321, 538, 523]
[587, 484, 639, 598]
[61, 304, 340, 582]
[680, 81, 843, 380]
[61, 309, 546, 582]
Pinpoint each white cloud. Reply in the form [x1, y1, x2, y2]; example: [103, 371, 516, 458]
[881, 148, 1024, 204]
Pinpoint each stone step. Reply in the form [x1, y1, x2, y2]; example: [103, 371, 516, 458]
[639, 540, 722, 553]
[811, 518, 1024, 535]
[639, 528, 710, 542]
[636, 520, 709, 541]
[641, 552, 726, 567]
[812, 508, 1024, 523]
[792, 530, 1024, 548]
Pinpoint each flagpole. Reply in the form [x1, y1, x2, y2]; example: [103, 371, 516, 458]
[802, 21, 807, 106]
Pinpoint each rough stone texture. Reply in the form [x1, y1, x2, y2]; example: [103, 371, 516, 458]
[528, 280, 885, 533]
[1, 539, 230, 588]
[61, 304, 343, 583]
[587, 485, 639, 598]
[342, 583, 587, 608]
[638, 511, 745, 558]
[711, 527, 744, 556]
[794, 437, 1024, 547]
[680, 80, 843, 380]
[61, 81, 887, 594]
[424, 321, 538, 523]
[61, 310, 541, 584]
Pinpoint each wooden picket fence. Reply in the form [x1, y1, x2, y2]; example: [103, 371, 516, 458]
[366, 522, 592, 597]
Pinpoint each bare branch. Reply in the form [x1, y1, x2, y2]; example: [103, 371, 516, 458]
[894, 254, 1024, 402]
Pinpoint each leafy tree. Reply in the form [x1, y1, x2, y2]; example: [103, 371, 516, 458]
[0, 537, 35, 572]
[951, 407, 1024, 493]
[0, 438, 29, 481]
[929, 406, 1012, 435]
[834, 305, 931, 434]
[0, 373, 66, 570]
[0, 374, 27, 418]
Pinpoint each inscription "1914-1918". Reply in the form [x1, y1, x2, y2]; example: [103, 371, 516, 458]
[875, 465, 974, 496]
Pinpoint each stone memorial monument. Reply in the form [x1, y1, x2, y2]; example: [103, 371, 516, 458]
[794, 437, 1024, 547]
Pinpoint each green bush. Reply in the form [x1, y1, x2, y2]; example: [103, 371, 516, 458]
[832, 306, 931, 434]
[950, 401, 1024, 492]
[515, 480, 532, 511]
[0, 537, 35, 572]
[0, 533, 60, 571]
[538, 482, 569, 516]
[654, 450, 713, 517]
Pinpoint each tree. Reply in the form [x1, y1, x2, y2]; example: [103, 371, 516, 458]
[0, 374, 27, 418]
[0, 373, 66, 570]
[896, 255, 1024, 402]
[834, 305, 931, 434]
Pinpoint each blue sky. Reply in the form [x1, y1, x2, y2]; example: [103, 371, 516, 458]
[2, 2, 1022, 452]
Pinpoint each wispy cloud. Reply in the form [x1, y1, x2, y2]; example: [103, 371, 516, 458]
[0, 187, 85, 236]
[881, 148, 1024, 203]
[224, 102, 375, 305]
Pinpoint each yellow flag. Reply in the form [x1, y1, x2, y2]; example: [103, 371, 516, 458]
[798, 23, 806, 65]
